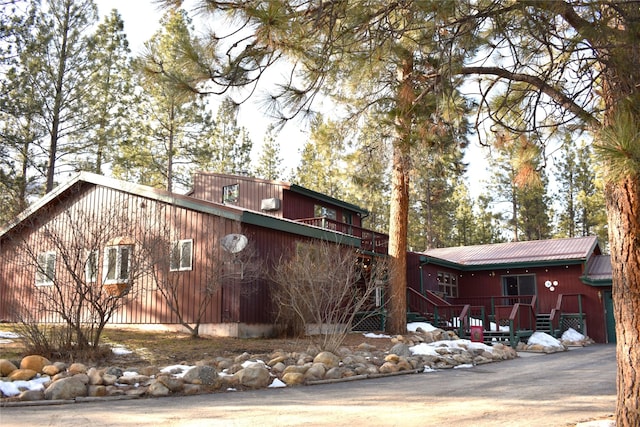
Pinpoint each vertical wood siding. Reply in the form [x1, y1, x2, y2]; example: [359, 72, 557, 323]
[192, 172, 285, 216]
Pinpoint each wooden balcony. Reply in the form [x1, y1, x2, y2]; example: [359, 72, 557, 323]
[296, 216, 389, 254]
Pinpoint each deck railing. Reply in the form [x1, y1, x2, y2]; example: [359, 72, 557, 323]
[452, 295, 537, 324]
[296, 216, 389, 254]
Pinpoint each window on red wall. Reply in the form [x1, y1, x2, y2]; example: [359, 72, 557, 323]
[437, 271, 458, 298]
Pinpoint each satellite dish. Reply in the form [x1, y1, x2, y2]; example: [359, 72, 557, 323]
[221, 234, 248, 253]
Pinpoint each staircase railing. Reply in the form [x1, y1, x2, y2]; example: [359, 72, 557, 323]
[549, 293, 584, 335]
[407, 288, 485, 338]
[492, 302, 536, 347]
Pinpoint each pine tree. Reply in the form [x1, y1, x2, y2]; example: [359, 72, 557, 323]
[116, 8, 218, 192]
[293, 119, 348, 199]
[24, 0, 99, 193]
[254, 125, 284, 181]
[79, 9, 134, 175]
[196, 97, 253, 176]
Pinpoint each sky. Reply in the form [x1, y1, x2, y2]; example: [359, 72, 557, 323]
[0, 324, 613, 426]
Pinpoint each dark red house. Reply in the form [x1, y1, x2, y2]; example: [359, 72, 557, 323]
[0, 172, 613, 343]
[406, 237, 613, 343]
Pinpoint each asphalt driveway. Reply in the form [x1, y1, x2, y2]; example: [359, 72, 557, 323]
[0, 344, 616, 427]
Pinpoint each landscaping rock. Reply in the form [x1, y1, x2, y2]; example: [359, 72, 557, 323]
[237, 365, 271, 389]
[44, 377, 88, 400]
[313, 351, 340, 368]
[20, 355, 50, 373]
[0, 327, 528, 404]
[183, 365, 218, 386]
[147, 381, 170, 397]
[8, 369, 37, 381]
[0, 359, 17, 376]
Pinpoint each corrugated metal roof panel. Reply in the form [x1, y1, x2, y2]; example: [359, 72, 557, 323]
[585, 255, 612, 281]
[423, 236, 599, 266]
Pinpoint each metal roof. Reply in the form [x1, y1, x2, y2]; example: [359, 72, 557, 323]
[582, 254, 612, 284]
[422, 236, 600, 268]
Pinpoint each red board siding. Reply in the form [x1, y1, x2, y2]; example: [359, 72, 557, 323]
[191, 172, 285, 217]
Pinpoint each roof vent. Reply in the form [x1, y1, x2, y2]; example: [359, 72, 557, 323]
[261, 198, 281, 211]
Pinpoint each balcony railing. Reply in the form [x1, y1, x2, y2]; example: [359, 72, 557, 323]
[296, 216, 389, 254]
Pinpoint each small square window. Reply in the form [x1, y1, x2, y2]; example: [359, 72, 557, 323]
[170, 239, 193, 271]
[223, 184, 239, 204]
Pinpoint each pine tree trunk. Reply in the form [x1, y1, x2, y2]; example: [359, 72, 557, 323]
[607, 177, 640, 427]
[386, 51, 414, 335]
[387, 143, 410, 334]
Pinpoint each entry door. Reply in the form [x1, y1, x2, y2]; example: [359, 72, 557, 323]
[603, 290, 616, 343]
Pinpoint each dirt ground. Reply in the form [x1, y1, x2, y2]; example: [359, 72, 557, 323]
[0, 326, 394, 369]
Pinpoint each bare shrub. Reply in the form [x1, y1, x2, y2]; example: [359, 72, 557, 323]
[11, 201, 148, 359]
[140, 207, 262, 338]
[271, 240, 387, 352]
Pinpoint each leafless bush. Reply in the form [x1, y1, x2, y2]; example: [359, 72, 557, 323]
[140, 207, 262, 338]
[11, 202, 148, 358]
[271, 240, 387, 352]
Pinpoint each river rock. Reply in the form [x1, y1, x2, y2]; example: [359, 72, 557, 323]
[8, 369, 37, 381]
[147, 380, 170, 397]
[281, 372, 305, 385]
[313, 351, 340, 368]
[68, 363, 88, 375]
[183, 365, 218, 386]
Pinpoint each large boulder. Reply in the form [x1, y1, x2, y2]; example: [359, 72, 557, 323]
[8, 369, 37, 381]
[20, 355, 50, 373]
[237, 365, 271, 389]
[182, 365, 219, 386]
[44, 377, 88, 400]
[0, 359, 18, 376]
[313, 351, 340, 368]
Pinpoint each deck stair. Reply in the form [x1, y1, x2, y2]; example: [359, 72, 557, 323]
[536, 313, 554, 336]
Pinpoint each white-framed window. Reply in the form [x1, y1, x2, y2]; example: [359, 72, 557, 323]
[437, 271, 458, 298]
[103, 245, 132, 284]
[170, 239, 193, 271]
[85, 250, 99, 283]
[222, 184, 239, 204]
[35, 251, 56, 286]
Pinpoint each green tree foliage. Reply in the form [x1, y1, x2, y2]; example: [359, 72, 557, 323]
[79, 9, 134, 175]
[115, 9, 217, 192]
[23, 0, 99, 193]
[344, 118, 391, 235]
[254, 125, 284, 181]
[196, 97, 253, 176]
[293, 119, 348, 199]
[488, 133, 551, 241]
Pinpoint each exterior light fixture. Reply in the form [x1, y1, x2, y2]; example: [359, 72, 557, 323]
[545, 280, 559, 292]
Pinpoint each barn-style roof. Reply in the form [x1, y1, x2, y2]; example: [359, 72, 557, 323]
[421, 236, 601, 270]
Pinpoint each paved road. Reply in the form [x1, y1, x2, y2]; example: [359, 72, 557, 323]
[0, 345, 616, 427]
